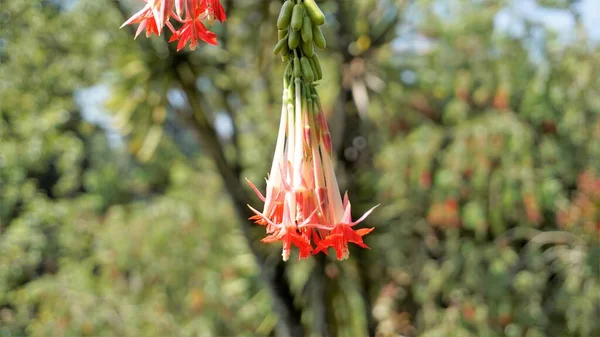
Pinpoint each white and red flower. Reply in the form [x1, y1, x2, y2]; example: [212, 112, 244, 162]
[247, 80, 377, 261]
[121, 0, 226, 50]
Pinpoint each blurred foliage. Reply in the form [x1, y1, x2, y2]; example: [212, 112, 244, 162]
[1, 0, 598, 337]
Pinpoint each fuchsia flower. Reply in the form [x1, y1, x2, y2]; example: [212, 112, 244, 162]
[169, 11, 218, 50]
[119, 0, 166, 39]
[247, 80, 378, 261]
[121, 0, 226, 50]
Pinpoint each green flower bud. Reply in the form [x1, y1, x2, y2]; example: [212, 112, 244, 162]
[301, 40, 314, 57]
[290, 4, 304, 31]
[288, 29, 300, 50]
[311, 53, 322, 80]
[312, 25, 326, 49]
[273, 35, 288, 55]
[301, 16, 313, 43]
[301, 57, 314, 83]
[303, 0, 325, 26]
[277, 1, 295, 29]
[308, 56, 320, 81]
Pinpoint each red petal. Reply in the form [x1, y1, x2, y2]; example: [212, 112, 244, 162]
[355, 227, 374, 236]
[311, 229, 325, 253]
[177, 34, 189, 51]
[146, 19, 160, 37]
[313, 233, 342, 255]
[331, 238, 347, 260]
[194, 20, 218, 45]
[343, 225, 370, 248]
[211, 0, 227, 21]
[169, 32, 180, 42]
[289, 232, 312, 259]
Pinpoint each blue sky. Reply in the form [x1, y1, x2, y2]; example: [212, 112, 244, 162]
[394, 0, 600, 54]
[579, 0, 600, 41]
[496, 0, 600, 43]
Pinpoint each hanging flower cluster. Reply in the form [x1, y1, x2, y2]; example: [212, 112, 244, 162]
[247, 0, 377, 261]
[121, 0, 226, 50]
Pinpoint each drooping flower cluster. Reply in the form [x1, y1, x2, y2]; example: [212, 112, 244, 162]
[247, 76, 378, 261]
[121, 0, 226, 50]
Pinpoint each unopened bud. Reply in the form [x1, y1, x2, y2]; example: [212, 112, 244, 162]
[300, 57, 314, 83]
[303, 0, 326, 26]
[288, 29, 300, 50]
[301, 16, 313, 43]
[291, 4, 305, 31]
[277, 1, 294, 29]
[312, 25, 326, 49]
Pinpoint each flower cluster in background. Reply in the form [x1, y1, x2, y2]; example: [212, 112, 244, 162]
[121, 0, 226, 50]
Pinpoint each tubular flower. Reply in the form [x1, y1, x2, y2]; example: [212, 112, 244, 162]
[247, 73, 378, 261]
[121, 0, 226, 49]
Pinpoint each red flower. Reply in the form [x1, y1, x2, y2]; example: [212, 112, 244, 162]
[169, 18, 218, 50]
[121, 0, 225, 50]
[120, 3, 161, 39]
[247, 81, 377, 261]
[247, 194, 319, 261]
[261, 225, 313, 261]
[207, 0, 227, 22]
[314, 194, 377, 260]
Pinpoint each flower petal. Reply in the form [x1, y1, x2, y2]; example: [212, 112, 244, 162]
[349, 204, 379, 226]
[120, 5, 151, 28]
[210, 0, 227, 22]
[246, 178, 266, 201]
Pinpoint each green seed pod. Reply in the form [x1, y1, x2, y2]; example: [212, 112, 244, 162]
[288, 29, 300, 50]
[293, 57, 302, 78]
[280, 30, 291, 56]
[281, 44, 290, 56]
[278, 29, 287, 40]
[312, 25, 326, 49]
[277, 1, 294, 29]
[273, 36, 288, 55]
[303, 0, 325, 26]
[311, 53, 323, 80]
[282, 54, 290, 62]
[290, 4, 304, 31]
[301, 16, 313, 43]
[300, 57, 314, 83]
[308, 56, 320, 80]
[301, 40, 314, 57]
